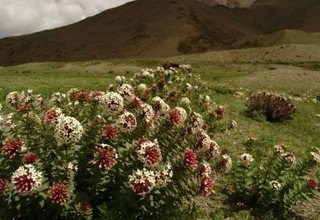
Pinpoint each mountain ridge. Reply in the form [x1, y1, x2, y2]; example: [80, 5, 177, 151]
[0, 0, 319, 66]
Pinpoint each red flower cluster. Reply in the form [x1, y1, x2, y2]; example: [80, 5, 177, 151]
[17, 105, 32, 113]
[169, 109, 182, 125]
[92, 145, 118, 171]
[77, 201, 93, 216]
[217, 106, 225, 117]
[48, 181, 71, 205]
[144, 146, 161, 166]
[13, 175, 36, 193]
[184, 148, 197, 169]
[308, 177, 318, 190]
[2, 136, 24, 159]
[136, 136, 150, 150]
[133, 180, 152, 195]
[0, 179, 6, 193]
[22, 153, 39, 164]
[90, 91, 104, 101]
[200, 175, 214, 196]
[101, 125, 118, 140]
[44, 108, 62, 125]
[75, 91, 90, 102]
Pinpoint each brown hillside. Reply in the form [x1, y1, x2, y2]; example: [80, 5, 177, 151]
[0, 0, 319, 66]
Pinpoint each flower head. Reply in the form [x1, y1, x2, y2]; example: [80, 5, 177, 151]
[199, 161, 212, 177]
[310, 148, 320, 163]
[76, 201, 93, 217]
[189, 112, 204, 134]
[92, 144, 118, 171]
[179, 97, 191, 107]
[50, 92, 66, 104]
[274, 144, 285, 154]
[22, 153, 39, 164]
[90, 91, 105, 101]
[221, 154, 232, 171]
[282, 152, 296, 164]
[2, 136, 25, 159]
[11, 164, 43, 194]
[75, 91, 90, 102]
[307, 177, 318, 190]
[54, 116, 84, 144]
[152, 96, 170, 114]
[44, 107, 64, 126]
[239, 153, 254, 167]
[99, 92, 124, 113]
[0, 179, 7, 193]
[136, 139, 162, 167]
[155, 164, 173, 187]
[117, 111, 137, 132]
[269, 180, 282, 191]
[101, 125, 118, 140]
[168, 107, 187, 125]
[129, 168, 156, 195]
[48, 181, 72, 205]
[200, 175, 214, 196]
[184, 148, 197, 169]
[118, 84, 135, 103]
[141, 103, 156, 127]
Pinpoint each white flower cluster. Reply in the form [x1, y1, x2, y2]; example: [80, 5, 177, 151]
[117, 111, 137, 132]
[310, 148, 320, 163]
[141, 103, 156, 126]
[281, 152, 296, 164]
[221, 155, 232, 171]
[50, 92, 66, 104]
[11, 164, 43, 193]
[137, 83, 147, 92]
[174, 107, 188, 123]
[67, 162, 78, 172]
[54, 116, 84, 145]
[0, 113, 16, 130]
[136, 139, 162, 166]
[5, 90, 43, 110]
[190, 112, 204, 133]
[118, 83, 135, 103]
[129, 168, 156, 195]
[197, 130, 220, 156]
[156, 164, 173, 187]
[269, 180, 282, 191]
[179, 97, 191, 107]
[6, 91, 20, 107]
[200, 161, 212, 177]
[114, 76, 126, 85]
[239, 153, 254, 167]
[99, 92, 124, 113]
[274, 144, 285, 154]
[152, 96, 170, 114]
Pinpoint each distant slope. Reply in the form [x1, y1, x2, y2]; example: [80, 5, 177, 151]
[0, 0, 320, 66]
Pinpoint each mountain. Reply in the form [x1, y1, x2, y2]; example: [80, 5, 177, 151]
[0, 0, 320, 66]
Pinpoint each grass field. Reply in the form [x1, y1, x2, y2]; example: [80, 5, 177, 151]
[1, 57, 320, 218]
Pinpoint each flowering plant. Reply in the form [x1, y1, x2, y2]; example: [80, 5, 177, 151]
[232, 142, 320, 218]
[0, 67, 228, 219]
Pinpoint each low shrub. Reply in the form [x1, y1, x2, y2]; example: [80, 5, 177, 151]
[246, 92, 296, 122]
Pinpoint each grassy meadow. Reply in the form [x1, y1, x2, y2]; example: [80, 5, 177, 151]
[1, 57, 320, 218]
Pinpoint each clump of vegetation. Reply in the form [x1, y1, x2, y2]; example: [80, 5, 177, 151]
[230, 143, 320, 218]
[0, 67, 229, 219]
[246, 92, 296, 122]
